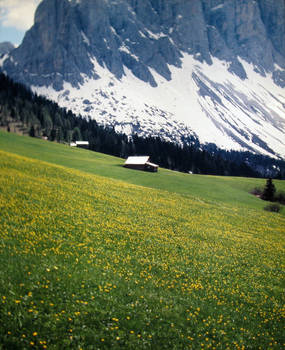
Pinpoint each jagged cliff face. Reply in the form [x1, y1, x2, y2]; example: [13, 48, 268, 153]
[1, 0, 285, 157]
[3, 0, 285, 88]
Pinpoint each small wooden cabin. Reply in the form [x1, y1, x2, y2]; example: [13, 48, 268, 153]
[70, 141, 89, 149]
[124, 156, 158, 172]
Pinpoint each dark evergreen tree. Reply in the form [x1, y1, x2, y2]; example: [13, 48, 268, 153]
[261, 178, 276, 201]
[72, 127, 82, 141]
[29, 125, 35, 137]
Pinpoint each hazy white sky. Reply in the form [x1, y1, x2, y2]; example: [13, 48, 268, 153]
[0, 0, 42, 45]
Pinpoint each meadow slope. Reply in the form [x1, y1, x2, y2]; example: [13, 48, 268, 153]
[0, 132, 284, 349]
[0, 131, 284, 211]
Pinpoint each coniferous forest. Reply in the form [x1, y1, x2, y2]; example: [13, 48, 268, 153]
[1, 72, 284, 178]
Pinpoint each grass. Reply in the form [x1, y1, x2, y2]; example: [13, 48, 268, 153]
[0, 131, 284, 349]
[0, 131, 284, 212]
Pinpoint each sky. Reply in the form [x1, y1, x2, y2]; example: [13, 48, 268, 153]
[0, 0, 42, 46]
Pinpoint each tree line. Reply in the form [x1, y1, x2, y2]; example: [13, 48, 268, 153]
[1, 71, 284, 178]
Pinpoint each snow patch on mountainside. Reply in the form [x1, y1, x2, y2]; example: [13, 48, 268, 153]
[0, 54, 9, 66]
[32, 54, 285, 158]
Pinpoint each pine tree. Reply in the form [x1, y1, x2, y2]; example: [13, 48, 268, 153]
[261, 178, 276, 201]
[29, 125, 35, 137]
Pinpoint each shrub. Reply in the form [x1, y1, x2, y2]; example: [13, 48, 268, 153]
[275, 191, 285, 205]
[264, 203, 281, 213]
[250, 187, 262, 196]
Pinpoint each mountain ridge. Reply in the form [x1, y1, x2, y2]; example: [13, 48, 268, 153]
[1, 0, 285, 157]
[0, 42, 15, 56]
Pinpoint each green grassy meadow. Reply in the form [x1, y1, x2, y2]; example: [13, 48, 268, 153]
[0, 131, 284, 349]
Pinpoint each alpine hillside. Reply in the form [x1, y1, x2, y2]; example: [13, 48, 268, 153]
[1, 0, 285, 158]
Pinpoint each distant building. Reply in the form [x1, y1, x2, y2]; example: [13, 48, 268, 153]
[124, 156, 158, 172]
[70, 141, 89, 149]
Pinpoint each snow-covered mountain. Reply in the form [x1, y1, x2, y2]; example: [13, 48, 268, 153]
[1, 0, 285, 158]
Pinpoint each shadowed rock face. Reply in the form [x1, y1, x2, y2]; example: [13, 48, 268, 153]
[2, 0, 285, 89]
[0, 42, 15, 56]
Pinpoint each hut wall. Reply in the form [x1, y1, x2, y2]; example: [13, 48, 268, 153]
[124, 164, 146, 171]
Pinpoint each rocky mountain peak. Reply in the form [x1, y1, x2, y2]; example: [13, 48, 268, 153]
[2, 0, 285, 90]
[1, 0, 285, 158]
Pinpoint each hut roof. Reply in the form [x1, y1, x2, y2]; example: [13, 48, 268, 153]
[145, 161, 158, 168]
[124, 156, 150, 165]
[75, 141, 89, 145]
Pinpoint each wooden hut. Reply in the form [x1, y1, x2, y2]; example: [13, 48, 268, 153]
[70, 141, 89, 149]
[124, 156, 158, 172]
